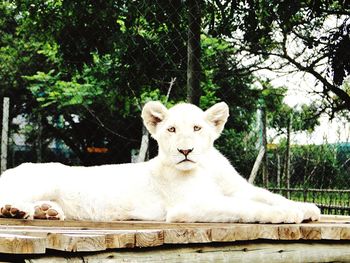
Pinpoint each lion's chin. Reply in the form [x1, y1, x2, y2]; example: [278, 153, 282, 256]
[175, 161, 197, 172]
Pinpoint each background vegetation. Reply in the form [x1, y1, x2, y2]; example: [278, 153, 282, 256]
[0, 0, 349, 192]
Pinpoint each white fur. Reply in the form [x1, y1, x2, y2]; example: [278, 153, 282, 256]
[0, 102, 320, 223]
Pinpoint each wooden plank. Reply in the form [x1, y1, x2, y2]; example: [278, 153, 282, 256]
[318, 214, 350, 223]
[278, 225, 302, 240]
[0, 218, 229, 229]
[2, 229, 137, 251]
[105, 231, 135, 248]
[257, 224, 280, 240]
[300, 225, 321, 240]
[22, 241, 350, 263]
[135, 230, 164, 247]
[0, 214, 348, 229]
[47, 233, 106, 252]
[321, 225, 342, 240]
[0, 215, 350, 254]
[211, 225, 258, 242]
[164, 227, 211, 244]
[211, 224, 280, 242]
[0, 233, 46, 254]
[340, 225, 350, 239]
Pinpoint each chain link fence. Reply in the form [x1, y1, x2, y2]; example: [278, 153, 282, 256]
[1, 1, 350, 215]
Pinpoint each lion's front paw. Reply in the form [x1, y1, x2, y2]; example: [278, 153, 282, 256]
[0, 203, 33, 219]
[296, 202, 321, 222]
[34, 201, 65, 220]
[259, 206, 304, 224]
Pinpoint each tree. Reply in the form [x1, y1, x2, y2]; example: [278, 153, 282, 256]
[2, 0, 329, 171]
[201, 35, 259, 132]
[2, 1, 258, 166]
[0, 1, 51, 117]
[248, 81, 320, 186]
[187, 0, 202, 105]
[263, 83, 320, 190]
[206, 0, 350, 117]
[1, 0, 190, 164]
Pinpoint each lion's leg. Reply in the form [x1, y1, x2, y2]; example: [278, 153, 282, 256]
[33, 201, 65, 220]
[0, 186, 36, 219]
[237, 185, 320, 222]
[0, 180, 64, 220]
[0, 170, 63, 220]
[166, 196, 305, 223]
[0, 201, 65, 220]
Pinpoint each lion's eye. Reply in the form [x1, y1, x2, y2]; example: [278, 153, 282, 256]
[194, 125, 201, 131]
[167, 127, 176, 133]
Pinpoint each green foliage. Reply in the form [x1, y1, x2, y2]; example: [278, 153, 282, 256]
[0, 0, 336, 175]
[201, 34, 259, 133]
[207, 0, 350, 114]
[268, 143, 350, 189]
[269, 103, 319, 134]
[200, 35, 228, 109]
[257, 81, 320, 134]
[216, 128, 259, 178]
[0, 0, 188, 164]
[139, 88, 175, 108]
[26, 70, 104, 108]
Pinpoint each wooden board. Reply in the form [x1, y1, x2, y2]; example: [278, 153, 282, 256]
[0, 215, 349, 254]
[23, 242, 350, 263]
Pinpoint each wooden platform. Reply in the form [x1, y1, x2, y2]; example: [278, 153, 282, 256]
[0, 215, 350, 262]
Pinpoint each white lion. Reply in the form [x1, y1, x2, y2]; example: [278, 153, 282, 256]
[0, 101, 320, 223]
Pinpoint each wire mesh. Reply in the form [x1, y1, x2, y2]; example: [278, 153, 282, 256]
[0, 1, 349, 215]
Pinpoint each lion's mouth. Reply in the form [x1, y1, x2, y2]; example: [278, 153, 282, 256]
[178, 158, 195, 164]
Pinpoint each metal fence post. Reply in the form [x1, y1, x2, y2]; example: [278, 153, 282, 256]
[1, 97, 10, 175]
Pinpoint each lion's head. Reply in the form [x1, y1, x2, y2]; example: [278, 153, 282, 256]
[141, 101, 229, 171]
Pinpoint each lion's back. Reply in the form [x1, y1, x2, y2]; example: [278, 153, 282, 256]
[0, 161, 155, 201]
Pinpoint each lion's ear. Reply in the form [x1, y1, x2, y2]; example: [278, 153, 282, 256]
[205, 102, 229, 137]
[141, 101, 168, 135]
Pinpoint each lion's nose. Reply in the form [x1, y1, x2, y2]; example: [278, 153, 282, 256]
[177, 148, 193, 156]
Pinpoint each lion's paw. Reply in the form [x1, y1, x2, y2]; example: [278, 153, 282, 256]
[0, 203, 33, 219]
[259, 206, 304, 224]
[295, 202, 321, 222]
[34, 202, 65, 220]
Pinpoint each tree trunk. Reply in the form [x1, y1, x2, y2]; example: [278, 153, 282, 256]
[136, 125, 149, 163]
[284, 114, 292, 198]
[277, 153, 281, 188]
[248, 147, 265, 184]
[187, 0, 201, 105]
[249, 104, 267, 185]
[1, 97, 10, 175]
[261, 103, 268, 187]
